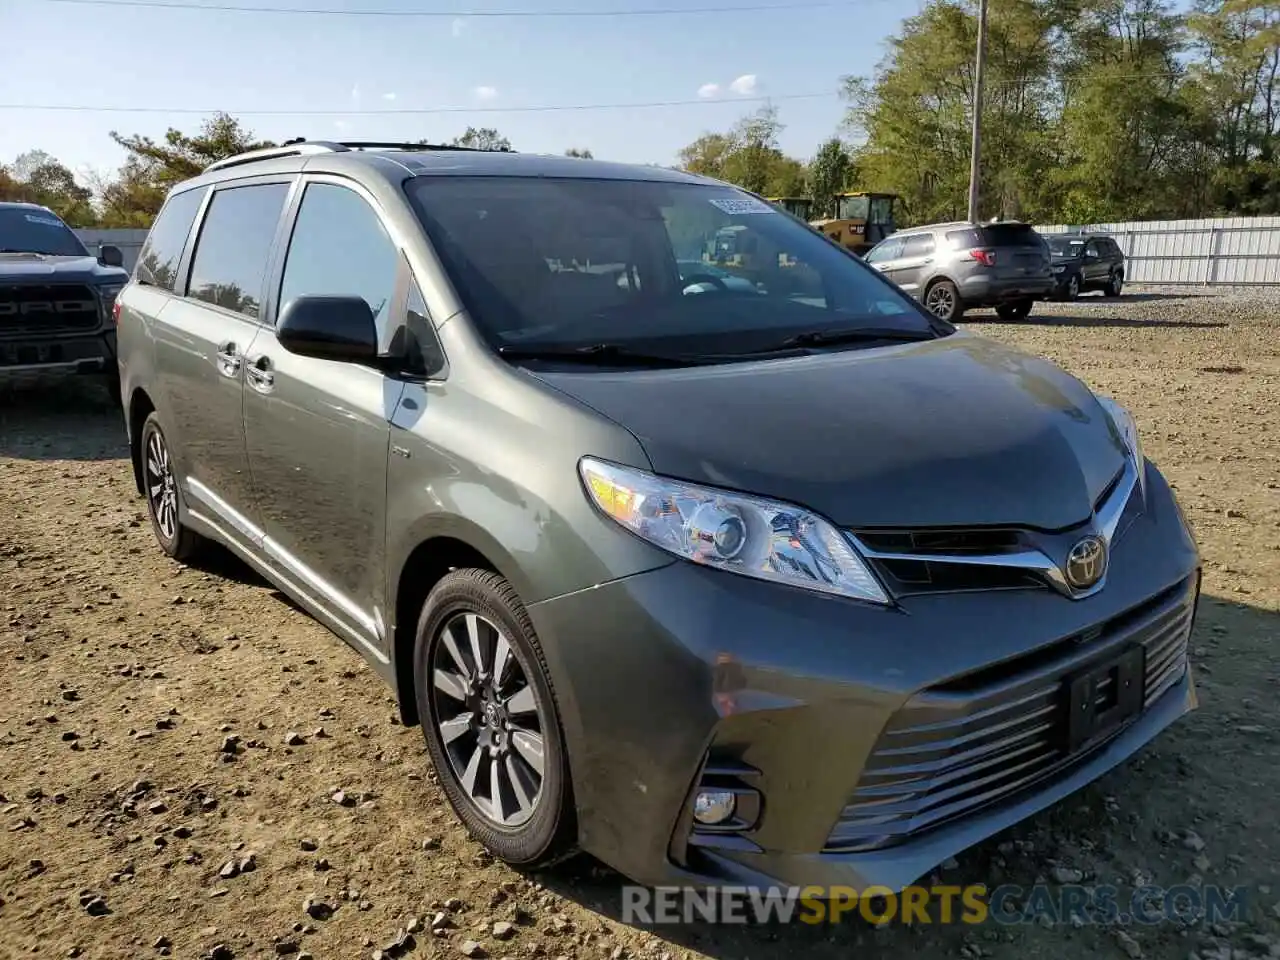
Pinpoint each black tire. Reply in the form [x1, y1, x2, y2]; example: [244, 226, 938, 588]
[1063, 273, 1081, 302]
[105, 375, 122, 407]
[1106, 271, 1124, 297]
[139, 412, 208, 563]
[414, 568, 578, 870]
[995, 298, 1034, 322]
[923, 279, 964, 322]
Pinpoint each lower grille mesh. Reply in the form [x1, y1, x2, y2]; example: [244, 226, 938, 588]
[824, 577, 1196, 852]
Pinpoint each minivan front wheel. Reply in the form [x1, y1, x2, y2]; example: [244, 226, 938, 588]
[139, 412, 207, 562]
[924, 279, 963, 321]
[415, 569, 577, 869]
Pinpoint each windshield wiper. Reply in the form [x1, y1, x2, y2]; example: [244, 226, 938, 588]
[776, 326, 939, 349]
[497, 342, 710, 367]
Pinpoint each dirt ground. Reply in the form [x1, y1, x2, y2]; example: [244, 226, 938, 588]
[2, 288, 1278, 960]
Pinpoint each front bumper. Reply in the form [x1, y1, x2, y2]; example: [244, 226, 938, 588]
[527, 462, 1199, 892]
[0, 330, 117, 381]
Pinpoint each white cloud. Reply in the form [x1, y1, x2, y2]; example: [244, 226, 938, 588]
[472, 85, 498, 101]
[382, 92, 397, 101]
[451, 17, 466, 37]
[697, 82, 720, 99]
[350, 84, 361, 104]
[729, 74, 758, 95]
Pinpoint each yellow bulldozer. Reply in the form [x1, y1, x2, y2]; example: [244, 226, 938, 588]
[809, 191, 899, 257]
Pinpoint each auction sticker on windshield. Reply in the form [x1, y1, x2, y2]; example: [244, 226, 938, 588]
[708, 197, 776, 216]
[24, 214, 64, 227]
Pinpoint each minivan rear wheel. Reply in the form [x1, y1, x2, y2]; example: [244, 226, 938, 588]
[414, 568, 578, 870]
[995, 298, 1034, 322]
[139, 412, 209, 563]
[924, 279, 963, 321]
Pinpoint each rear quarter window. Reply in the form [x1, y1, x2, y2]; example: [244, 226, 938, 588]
[944, 228, 982, 249]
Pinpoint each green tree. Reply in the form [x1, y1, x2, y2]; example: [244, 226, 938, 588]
[676, 106, 808, 195]
[807, 137, 852, 218]
[843, 0, 1057, 225]
[1183, 0, 1280, 213]
[1, 150, 96, 226]
[451, 127, 512, 151]
[111, 112, 275, 185]
[677, 132, 736, 179]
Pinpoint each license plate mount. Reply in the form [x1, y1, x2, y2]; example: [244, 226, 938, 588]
[1065, 645, 1146, 752]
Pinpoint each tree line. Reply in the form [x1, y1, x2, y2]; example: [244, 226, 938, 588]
[3, 0, 1275, 230]
[0, 117, 594, 229]
[682, 0, 1278, 226]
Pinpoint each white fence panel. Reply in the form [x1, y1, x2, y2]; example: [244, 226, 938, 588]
[1035, 216, 1280, 286]
[73, 228, 149, 274]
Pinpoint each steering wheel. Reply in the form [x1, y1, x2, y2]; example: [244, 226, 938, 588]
[681, 273, 732, 294]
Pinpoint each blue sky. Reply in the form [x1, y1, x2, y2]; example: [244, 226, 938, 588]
[0, 0, 919, 184]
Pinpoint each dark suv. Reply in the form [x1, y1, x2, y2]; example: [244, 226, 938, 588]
[115, 141, 1199, 896]
[1046, 233, 1127, 300]
[0, 202, 128, 401]
[865, 220, 1054, 322]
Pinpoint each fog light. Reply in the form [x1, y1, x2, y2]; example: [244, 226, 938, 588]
[693, 790, 736, 826]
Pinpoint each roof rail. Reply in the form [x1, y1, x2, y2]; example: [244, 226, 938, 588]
[203, 140, 350, 173]
[336, 140, 515, 154]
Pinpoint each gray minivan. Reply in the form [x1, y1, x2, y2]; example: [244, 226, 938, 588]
[865, 220, 1054, 322]
[115, 141, 1200, 896]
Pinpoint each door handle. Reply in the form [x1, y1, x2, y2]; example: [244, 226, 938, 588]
[245, 355, 275, 393]
[216, 341, 241, 378]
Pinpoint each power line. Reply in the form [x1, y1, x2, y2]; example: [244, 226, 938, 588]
[0, 92, 838, 116]
[24, 0, 858, 17]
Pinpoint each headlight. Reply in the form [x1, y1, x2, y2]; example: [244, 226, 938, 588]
[1051, 265, 1065, 274]
[99, 283, 125, 310]
[579, 457, 890, 605]
[1096, 396, 1145, 494]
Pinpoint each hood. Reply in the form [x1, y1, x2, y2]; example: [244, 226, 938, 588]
[529, 333, 1126, 530]
[0, 254, 128, 285]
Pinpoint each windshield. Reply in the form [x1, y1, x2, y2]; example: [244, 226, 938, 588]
[0, 207, 88, 257]
[407, 177, 936, 356]
[1046, 236, 1087, 259]
[835, 195, 870, 221]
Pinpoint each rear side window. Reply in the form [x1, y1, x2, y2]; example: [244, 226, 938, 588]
[902, 234, 936, 257]
[136, 186, 207, 291]
[186, 183, 289, 320]
[944, 228, 982, 249]
[980, 223, 1042, 247]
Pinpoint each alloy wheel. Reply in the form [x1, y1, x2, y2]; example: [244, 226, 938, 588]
[430, 612, 546, 828]
[1067, 275, 1080, 299]
[144, 427, 178, 542]
[925, 284, 955, 318]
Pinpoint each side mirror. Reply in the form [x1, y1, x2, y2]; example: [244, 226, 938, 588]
[100, 245, 124, 268]
[277, 295, 378, 363]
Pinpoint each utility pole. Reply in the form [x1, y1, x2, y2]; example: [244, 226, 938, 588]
[967, 0, 989, 224]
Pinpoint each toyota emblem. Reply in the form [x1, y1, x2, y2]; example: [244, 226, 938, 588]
[1065, 535, 1107, 590]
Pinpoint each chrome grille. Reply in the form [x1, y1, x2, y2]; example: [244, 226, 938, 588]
[0, 284, 101, 335]
[848, 461, 1140, 598]
[824, 576, 1196, 853]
